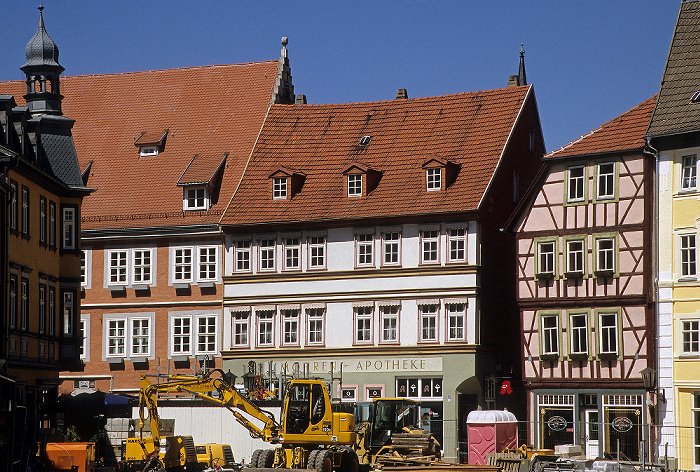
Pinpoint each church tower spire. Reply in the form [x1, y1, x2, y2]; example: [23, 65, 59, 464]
[518, 44, 527, 86]
[21, 5, 65, 116]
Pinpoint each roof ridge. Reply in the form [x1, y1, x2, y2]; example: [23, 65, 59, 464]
[546, 95, 656, 158]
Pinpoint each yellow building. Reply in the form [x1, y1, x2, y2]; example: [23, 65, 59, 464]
[647, 1, 700, 467]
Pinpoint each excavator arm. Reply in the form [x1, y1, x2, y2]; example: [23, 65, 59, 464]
[139, 372, 281, 444]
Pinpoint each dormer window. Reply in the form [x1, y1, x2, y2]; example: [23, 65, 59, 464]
[347, 174, 363, 197]
[359, 136, 372, 146]
[273, 177, 288, 199]
[184, 187, 209, 211]
[422, 155, 459, 192]
[269, 167, 305, 200]
[426, 168, 442, 191]
[139, 146, 158, 157]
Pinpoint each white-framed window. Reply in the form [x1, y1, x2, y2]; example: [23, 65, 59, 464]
[197, 315, 217, 354]
[9, 274, 17, 330]
[259, 239, 276, 271]
[20, 277, 28, 331]
[235, 240, 252, 272]
[281, 309, 300, 346]
[380, 305, 399, 343]
[569, 312, 588, 355]
[39, 282, 47, 334]
[109, 250, 128, 285]
[62, 290, 75, 336]
[184, 187, 208, 210]
[567, 165, 585, 203]
[104, 313, 155, 360]
[419, 304, 438, 342]
[308, 236, 326, 269]
[21, 186, 29, 236]
[541, 313, 559, 356]
[682, 155, 698, 191]
[40, 196, 47, 244]
[48, 285, 55, 336]
[681, 234, 697, 279]
[598, 312, 618, 356]
[257, 310, 275, 347]
[537, 240, 556, 277]
[133, 249, 153, 284]
[354, 306, 373, 344]
[232, 311, 250, 347]
[81, 249, 92, 289]
[306, 307, 325, 346]
[446, 303, 466, 341]
[356, 233, 374, 267]
[420, 229, 440, 264]
[693, 393, 700, 465]
[426, 167, 442, 191]
[139, 146, 158, 157]
[284, 237, 301, 270]
[48, 200, 56, 247]
[382, 231, 401, 266]
[173, 247, 193, 283]
[596, 162, 616, 200]
[595, 237, 615, 274]
[347, 174, 363, 197]
[9, 180, 17, 232]
[341, 386, 358, 402]
[447, 227, 466, 263]
[172, 316, 192, 355]
[62, 206, 77, 250]
[273, 177, 288, 199]
[199, 246, 217, 281]
[682, 319, 700, 354]
[566, 239, 585, 275]
[171, 245, 219, 285]
[79, 313, 90, 361]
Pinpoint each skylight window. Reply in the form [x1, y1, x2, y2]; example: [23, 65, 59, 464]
[139, 146, 158, 157]
[692, 91, 700, 103]
[359, 136, 372, 146]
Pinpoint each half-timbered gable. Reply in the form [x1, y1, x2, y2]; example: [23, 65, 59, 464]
[510, 96, 656, 461]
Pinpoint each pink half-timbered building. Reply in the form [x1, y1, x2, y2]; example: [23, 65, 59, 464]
[507, 97, 657, 461]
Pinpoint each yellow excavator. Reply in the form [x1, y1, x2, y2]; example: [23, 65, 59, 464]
[127, 370, 359, 472]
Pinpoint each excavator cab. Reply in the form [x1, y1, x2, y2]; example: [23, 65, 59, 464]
[365, 399, 420, 448]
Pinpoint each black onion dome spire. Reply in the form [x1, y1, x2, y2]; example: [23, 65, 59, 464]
[22, 5, 63, 73]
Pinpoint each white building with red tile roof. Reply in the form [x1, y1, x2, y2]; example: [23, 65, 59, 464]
[219, 82, 545, 461]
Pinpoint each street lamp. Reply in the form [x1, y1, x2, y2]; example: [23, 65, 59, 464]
[641, 367, 666, 403]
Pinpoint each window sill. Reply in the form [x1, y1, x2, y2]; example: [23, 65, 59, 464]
[132, 284, 150, 292]
[597, 352, 618, 360]
[564, 271, 585, 279]
[536, 272, 555, 280]
[594, 270, 615, 278]
[568, 353, 589, 361]
[197, 281, 215, 288]
[540, 354, 559, 361]
[171, 355, 190, 363]
[678, 276, 698, 283]
[107, 357, 124, 365]
[131, 357, 149, 366]
[172, 282, 191, 289]
[108, 285, 126, 292]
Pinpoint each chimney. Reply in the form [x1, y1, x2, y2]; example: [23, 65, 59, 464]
[396, 88, 408, 99]
[295, 94, 307, 105]
[507, 75, 519, 87]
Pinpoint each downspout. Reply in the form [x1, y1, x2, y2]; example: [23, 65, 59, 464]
[643, 136, 659, 462]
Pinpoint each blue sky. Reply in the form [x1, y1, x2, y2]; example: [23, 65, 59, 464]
[1, 1, 679, 151]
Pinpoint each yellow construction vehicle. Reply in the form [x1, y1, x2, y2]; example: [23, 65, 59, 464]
[194, 443, 236, 470]
[136, 370, 358, 472]
[354, 398, 440, 468]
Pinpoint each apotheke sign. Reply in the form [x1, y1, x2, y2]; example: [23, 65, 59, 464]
[260, 357, 443, 374]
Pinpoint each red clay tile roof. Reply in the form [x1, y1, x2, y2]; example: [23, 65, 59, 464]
[177, 153, 227, 186]
[647, 0, 700, 137]
[546, 95, 656, 159]
[220, 85, 532, 226]
[1, 61, 280, 230]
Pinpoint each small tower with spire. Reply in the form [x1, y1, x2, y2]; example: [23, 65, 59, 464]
[507, 44, 528, 87]
[21, 5, 65, 116]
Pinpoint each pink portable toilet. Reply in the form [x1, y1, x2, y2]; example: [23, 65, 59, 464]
[466, 409, 518, 465]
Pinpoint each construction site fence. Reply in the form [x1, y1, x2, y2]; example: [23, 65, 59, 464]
[456, 421, 700, 471]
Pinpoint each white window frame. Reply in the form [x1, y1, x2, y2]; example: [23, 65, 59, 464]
[79, 313, 90, 361]
[693, 393, 700, 465]
[681, 155, 698, 191]
[132, 248, 153, 285]
[426, 167, 442, 191]
[537, 240, 556, 277]
[171, 315, 193, 356]
[108, 250, 128, 286]
[39, 282, 47, 335]
[681, 319, 700, 355]
[569, 312, 588, 356]
[567, 165, 586, 203]
[140, 146, 158, 157]
[81, 249, 92, 289]
[541, 313, 559, 356]
[380, 305, 399, 344]
[173, 247, 194, 283]
[48, 285, 55, 336]
[104, 313, 155, 360]
[595, 237, 615, 274]
[196, 315, 217, 355]
[565, 239, 585, 276]
[62, 206, 77, 250]
[48, 200, 56, 247]
[598, 312, 618, 356]
[235, 240, 252, 273]
[198, 246, 218, 281]
[306, 307, 325, 346]
[420, 229, 440, 265]
[131, 317, 151, 357]
[354, 306, 374, 345]
[356, 233, 374, 267]
[20, 277, 28, 331]
[419, 304, 439, 343]
[183, 187, 209, 211]
[347, 174, 363, 197]
[62, 290, 75, 336]
[596, 162, 616, 200]
[681, 234, 697, 279]
[259, 239, 277, 272]
[382, 231, 401, 267]
[447, 227, 467, 263]
[273, 177, 288, 199]
[106, 318, 126, 358]
[308, 236, 326, 270]
[281, 309, 300, 347]
[446, 303, 466, 342]
[283, 237, 301, 271]
[232, 311, 250, 347]
[170, 245, 219, 285]
[256, 310, 275, 347]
